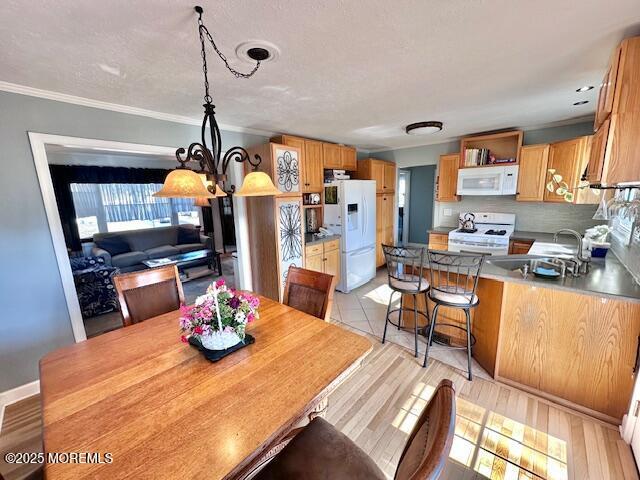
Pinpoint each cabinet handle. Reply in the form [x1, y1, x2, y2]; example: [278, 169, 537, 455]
[634, 336, 640, 376]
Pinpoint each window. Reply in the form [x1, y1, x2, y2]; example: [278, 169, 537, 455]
[71, 183, 199, 239]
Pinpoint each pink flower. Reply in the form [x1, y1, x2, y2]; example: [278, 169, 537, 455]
[180, 335, 188, 343]
[194, 326, 204, 335]
[215, 278, 226, 288]
[247, 313, 255, 323]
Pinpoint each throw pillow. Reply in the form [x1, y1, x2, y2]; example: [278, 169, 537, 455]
[95, 236, 131, 256]
[177, 226, 202, 245]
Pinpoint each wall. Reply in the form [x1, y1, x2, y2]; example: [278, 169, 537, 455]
[0, 91, 268, 392]
[372, 121, 599, 233]
[404, 165, 435, 243]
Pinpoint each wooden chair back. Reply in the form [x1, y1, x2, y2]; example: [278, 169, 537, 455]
[113, 265, 185, 326]
[394, 379, 456, 480]
[282, 266, 335, 321]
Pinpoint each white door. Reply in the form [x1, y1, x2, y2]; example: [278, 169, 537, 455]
[361, 181, 376, 248]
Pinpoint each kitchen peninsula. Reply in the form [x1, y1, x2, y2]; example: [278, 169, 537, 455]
[403, 234, 640, 423]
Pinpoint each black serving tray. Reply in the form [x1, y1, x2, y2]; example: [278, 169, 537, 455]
[188, 334, 255, 362]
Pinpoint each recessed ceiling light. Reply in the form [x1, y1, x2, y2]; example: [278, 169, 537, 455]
[576, 85, 594, 92]
[405, 121, 443, 135]
[573, 100, 589, 106]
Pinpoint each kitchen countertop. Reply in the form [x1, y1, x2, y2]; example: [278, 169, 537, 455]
[305, 233, 341, 246]
[426, 226, 640, 303]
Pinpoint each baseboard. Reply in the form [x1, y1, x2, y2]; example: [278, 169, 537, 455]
[0, 380, 40, 434]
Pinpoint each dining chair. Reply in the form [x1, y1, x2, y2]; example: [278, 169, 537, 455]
[283, 266, 335, 321]
[113, 265, 185, 326]
[423, 251, 485, 380]
[252, 379, 456, 480]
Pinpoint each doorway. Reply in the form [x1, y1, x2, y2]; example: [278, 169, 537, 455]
[404, 165, 436, 245]
[398, 170, 410, 245]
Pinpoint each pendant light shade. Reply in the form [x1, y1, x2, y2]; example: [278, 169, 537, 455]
[194, 197, 211, 207]
[214, 184, 228, 197]
[154, 169, 214, 198]
[235, 171, 282, 197]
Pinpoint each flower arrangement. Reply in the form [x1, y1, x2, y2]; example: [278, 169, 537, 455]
[179, 279, 260, 350]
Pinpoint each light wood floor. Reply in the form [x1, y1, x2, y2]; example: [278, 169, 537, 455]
[1, 334, 638, 480]
[326, 330, 639, 480]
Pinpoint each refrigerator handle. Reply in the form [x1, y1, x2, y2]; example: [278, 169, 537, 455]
[362, 195, 367, 237]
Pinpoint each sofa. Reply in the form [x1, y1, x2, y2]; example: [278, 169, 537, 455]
[70, 255, 120, 318]
[92, 225, 211, 272]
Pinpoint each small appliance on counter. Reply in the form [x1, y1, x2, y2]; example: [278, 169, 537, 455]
[324, 169, 350, 183]
[448, 212, 516, 255]
[303, 193, 321, 205]
[584, 225, 611, 258]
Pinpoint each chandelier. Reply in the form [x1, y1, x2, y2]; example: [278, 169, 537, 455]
[154, 6, 280, 199]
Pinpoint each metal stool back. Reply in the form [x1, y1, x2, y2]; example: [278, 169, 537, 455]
[381, 244, 430, 357]
[424, 251, 485, 380]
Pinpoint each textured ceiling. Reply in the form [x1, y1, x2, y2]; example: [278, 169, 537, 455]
[2, 0, 639, 150]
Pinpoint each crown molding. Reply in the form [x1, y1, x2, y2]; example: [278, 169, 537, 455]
[0, 81, 275, 138]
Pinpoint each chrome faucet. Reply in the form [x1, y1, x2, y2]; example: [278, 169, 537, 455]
[553, 229, 590, 275]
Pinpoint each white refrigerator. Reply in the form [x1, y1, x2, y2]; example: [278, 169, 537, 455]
[323, 180, 377, 293]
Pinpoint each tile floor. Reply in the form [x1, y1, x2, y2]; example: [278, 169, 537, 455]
[329, 269, 491, 380]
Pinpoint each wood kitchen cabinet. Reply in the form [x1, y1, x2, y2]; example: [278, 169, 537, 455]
[508, 239, 533, 254]
[356, 158, 396, 194]
[272, 135, 321, 193]
[322, 143, 342, 169]
[496, 282, 640, 421]
[340, 145, 357, 171]
[428, 232, 449, 251]
[544, 136, 599, 205]
[587, 36, 640, 185]
[375, 194, 394, 267]
[436, 153, 460, 202]
[516, 144, 549, 202]
[305, 238, 340, 285]
[383, 162, 396, 193]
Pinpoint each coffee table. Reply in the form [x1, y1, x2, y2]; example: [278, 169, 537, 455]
[142, 249, 221, 278]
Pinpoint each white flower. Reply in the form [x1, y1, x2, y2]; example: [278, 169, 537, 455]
[195, 293, 212, 306]
[234, 310, 247, 325]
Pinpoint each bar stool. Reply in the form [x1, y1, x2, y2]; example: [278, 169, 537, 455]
[381, 244, 430, 357]
[422, 251, 485, 380]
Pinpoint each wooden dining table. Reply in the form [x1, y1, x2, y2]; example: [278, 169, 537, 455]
[39, 295, 372, 479]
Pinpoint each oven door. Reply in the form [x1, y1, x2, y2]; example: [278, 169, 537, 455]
[448, 239, 509, 256]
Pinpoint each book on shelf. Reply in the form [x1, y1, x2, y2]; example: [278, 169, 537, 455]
[464, 148, 490, 166]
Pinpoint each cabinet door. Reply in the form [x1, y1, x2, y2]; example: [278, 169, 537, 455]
[516, 145, 549, 202]
[272, 144, 302, 196]
[382, 194, 394, 232]
[437, 154, 460, 202]
[324, 248, 340, 286]
[375, 195, 384, 233]
[383, 162, 396, 193]
[276, 199, 304, 300]
[544, 138, 585, 203]
[322, 143, 342, 169]
[340, 146, 357, 171]
[371, 161, 385, 193]
[305, 253, 324, 273]
[376, 230, 385, 267]
[509, 240, 533, 255]
[303, 140, 324, 192]
[585, 118, 610, 184]
[594, 46, 622, 130]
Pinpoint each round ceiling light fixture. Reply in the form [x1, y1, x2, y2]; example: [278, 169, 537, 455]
[573, 100, 589, 106]
[405, 121, 443, 135]
[236, 40, 280, 64]
[576, 85, 594, 92]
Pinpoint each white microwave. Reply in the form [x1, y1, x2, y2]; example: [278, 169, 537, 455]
[456, 165, 519, 196]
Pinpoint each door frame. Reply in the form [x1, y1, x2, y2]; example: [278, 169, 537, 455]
[28, 132, 253, 342]
[398, 169, 410, 245]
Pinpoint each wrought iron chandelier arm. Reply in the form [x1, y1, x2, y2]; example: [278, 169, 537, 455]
[222, 147, 262, 173]
[176, 142, 212, 172]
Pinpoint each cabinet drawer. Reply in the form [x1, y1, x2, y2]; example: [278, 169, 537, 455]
[428, 243, 449, 252]
[428, 233, 449, 245]
[305, 243, 323, 257]
[324, 239, 340, 252]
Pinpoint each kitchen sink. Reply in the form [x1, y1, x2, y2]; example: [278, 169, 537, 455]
[486, 255, 574, 277]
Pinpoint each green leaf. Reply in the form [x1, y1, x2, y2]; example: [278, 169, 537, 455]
[546, 182, 555, 192]
[553, 174, 563, 183]
[556, 186, 567, 195]
[564, 192, 574, 202]
[548, 169, 556, 174]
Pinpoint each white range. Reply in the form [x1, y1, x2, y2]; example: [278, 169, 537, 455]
[447, 212, 516, 256]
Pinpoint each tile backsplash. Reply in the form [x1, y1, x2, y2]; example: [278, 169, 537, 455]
[434, 197, 600, 233]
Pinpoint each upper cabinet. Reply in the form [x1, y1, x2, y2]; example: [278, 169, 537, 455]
[271, 143, 303, 197]
[356, 158, 396, 194]
[516, 145, 549, 202]
[340, 146, 357, 171]
[587, 36, 640, 185]
[322, 143, 342, 169]
[544, 136, 598, 205]
[437, 153, 460, 202]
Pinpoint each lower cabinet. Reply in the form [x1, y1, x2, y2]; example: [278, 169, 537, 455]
[428, 233, 449, 251]
[508, 239, 534, 254]
[305, 238, 340, 286]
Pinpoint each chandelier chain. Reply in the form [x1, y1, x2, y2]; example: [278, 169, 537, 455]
[196, 13, 260, 104]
